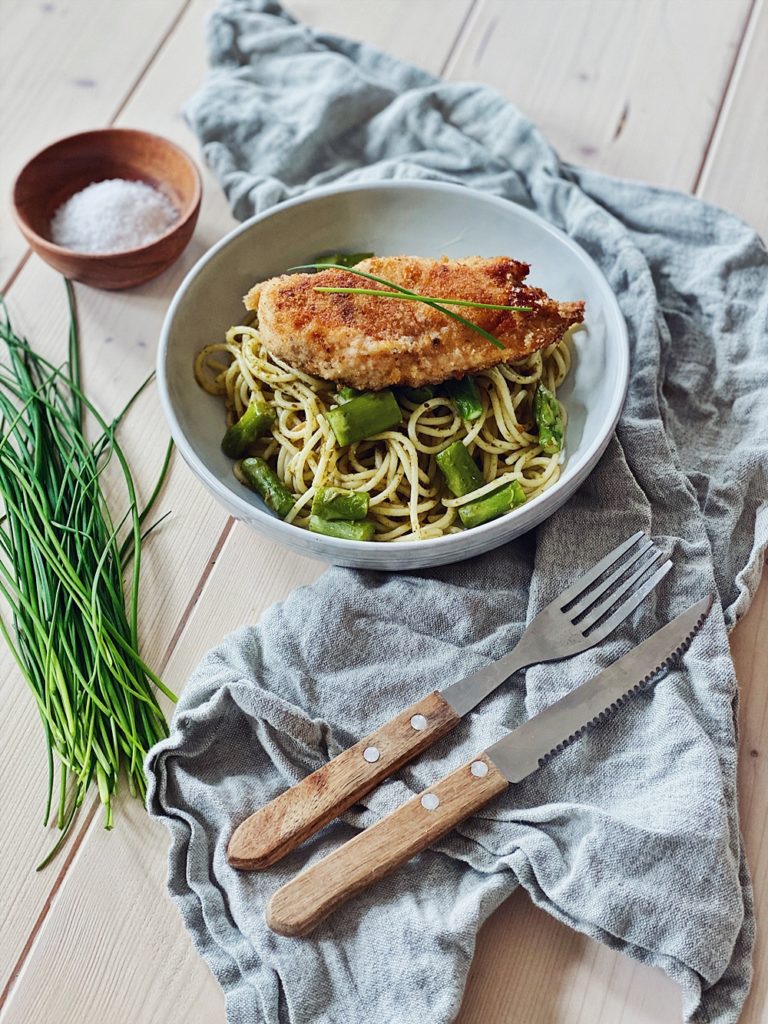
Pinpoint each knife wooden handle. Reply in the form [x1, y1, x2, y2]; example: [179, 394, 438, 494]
[227, 691, 461, 870]
[266, 752, 508, 937]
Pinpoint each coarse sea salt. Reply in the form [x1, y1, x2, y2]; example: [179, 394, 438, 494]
[50, 178, 179, 254]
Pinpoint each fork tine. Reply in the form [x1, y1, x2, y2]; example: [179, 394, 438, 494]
[580, 558, 673, 639]
[555, 530, 646, 608]
[577, 551, 668, 631]
[566, 536, 654, 618]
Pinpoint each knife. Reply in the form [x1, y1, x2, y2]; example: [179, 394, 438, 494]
[228, 532, 673, 871]
[265, 595, 712, 937]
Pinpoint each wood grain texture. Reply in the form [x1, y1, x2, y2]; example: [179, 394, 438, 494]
[267, 753, 509, 937]
[0, 0, 191, 285]
[697, 12, 768, 1015]
[228, 691, 461, 870]
[1, 528, 321, 1024]
[446, 0, 753, 190]
[0, 0, 234, 993]
[0, 0, 473, 1016]
[458, 885, 683, 1023]
[1, 0, 766, 1022]
[0, 261, 228, 995]
[731, 571, 768, 1024]
[286, 0, 474, 76]
[697, 0, 768, 236]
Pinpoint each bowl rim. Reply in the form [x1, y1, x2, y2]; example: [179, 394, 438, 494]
[157, 179, 629, 555]
[11, 127, 203, 260]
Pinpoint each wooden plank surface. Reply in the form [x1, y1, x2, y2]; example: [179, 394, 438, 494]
[453, 2, 768, 1020]
[288, 0, 474, 75]
[1, 0, 766, 1022]
[731, 574, 768, 1024]
[0, 211, 232, 991]
[0, 0, 472, 1012]
[677, 4, 767, 1018]
[697, 0, 768, 232]
[4, 529, 322, 1024]
[0, 0, 191, 286]
[458, 885, 683, 1023]
[0, 0, 242, 984]
[446, 0, 754, 188]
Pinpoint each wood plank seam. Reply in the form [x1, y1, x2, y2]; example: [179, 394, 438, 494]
[439, 0, 481, 76]
[108, 0, 196, 126]
[1, 7, 215, 972]
[0, 799, 100, 1009]
[158, 515, 236, 668]
[2, 3, 764, 1021]
[692, 0, 760, 193]
[0, 510, 236, 1008]
[4, 0, 483, 943]
[0, 252, 31, 302]
[0, 3, 490, 1006]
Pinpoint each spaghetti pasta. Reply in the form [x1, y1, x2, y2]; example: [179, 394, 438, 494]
[194, 324, 574, 541]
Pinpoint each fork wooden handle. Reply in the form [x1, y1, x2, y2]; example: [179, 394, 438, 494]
[266, 752, 508, 937]
[227, 691, 461, 870]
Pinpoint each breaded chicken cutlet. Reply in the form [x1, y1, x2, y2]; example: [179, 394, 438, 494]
[244, 256, 584, 391]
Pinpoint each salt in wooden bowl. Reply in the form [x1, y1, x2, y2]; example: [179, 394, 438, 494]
[12, 128, 202, 290]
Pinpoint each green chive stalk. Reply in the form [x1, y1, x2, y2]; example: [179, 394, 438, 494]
[0, 283, 174, 869]
[289, 264, 527, 350]
[312, 286, 533, 313]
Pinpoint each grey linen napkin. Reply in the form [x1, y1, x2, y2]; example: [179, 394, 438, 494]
[146, 2, 768, 1021]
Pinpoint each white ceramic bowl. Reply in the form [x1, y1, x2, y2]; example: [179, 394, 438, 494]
[158, 181, 629, 570]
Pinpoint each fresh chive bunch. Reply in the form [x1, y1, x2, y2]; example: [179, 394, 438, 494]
[0, 283, 174, 868]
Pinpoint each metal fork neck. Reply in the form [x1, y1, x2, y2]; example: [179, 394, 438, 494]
[440, 642, 533, 717]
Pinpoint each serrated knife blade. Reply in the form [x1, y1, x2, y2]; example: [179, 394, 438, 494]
[485, 594, 713, 783]
[266, 596, 715, 937]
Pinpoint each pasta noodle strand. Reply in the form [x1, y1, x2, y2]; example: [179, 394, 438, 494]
[194, 324, 574, 541]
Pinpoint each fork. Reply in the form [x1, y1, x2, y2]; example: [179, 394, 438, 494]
[227, 531, 671, 870]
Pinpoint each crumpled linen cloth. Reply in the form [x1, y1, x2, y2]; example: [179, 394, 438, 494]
[146, 2, 768, 1021]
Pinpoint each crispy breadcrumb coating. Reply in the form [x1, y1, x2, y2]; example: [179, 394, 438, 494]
[244, 256, 584, 390]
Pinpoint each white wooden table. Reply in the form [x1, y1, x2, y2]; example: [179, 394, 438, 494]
[1, 2, 766, 1021]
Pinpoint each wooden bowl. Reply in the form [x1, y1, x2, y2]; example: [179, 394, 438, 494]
[12, 128, 202, 290]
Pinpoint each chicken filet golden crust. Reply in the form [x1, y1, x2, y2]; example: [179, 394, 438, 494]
[197, 252, 581, 543]
[244, 256, 585, 391]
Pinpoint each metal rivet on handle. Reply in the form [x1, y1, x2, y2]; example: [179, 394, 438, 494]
[421, 793, 440, 811]
[363, 746, 380, 763]
[470, 761, 489, 778]
[410, 714, 428, 731]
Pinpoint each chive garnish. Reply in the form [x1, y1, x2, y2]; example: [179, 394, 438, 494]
[288, 263, 525, 350]
[313, 286, 532, 313]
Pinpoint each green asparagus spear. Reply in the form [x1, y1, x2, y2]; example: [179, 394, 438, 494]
[308, 515, 376, 541]
[239, 457, 295, 518]
[435, 441, 484, 497]
[396, 385, 435, 404]
[337, 385, 362, 404]
[533, 384, 564, 454]
[221, 401, 276, 458]
[311, 487, 369, 521]
[458, 480, 526, 529]
[326, 389, 402, 446]
[314, 252, 374, 268]
[443, 376, 482, 420]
